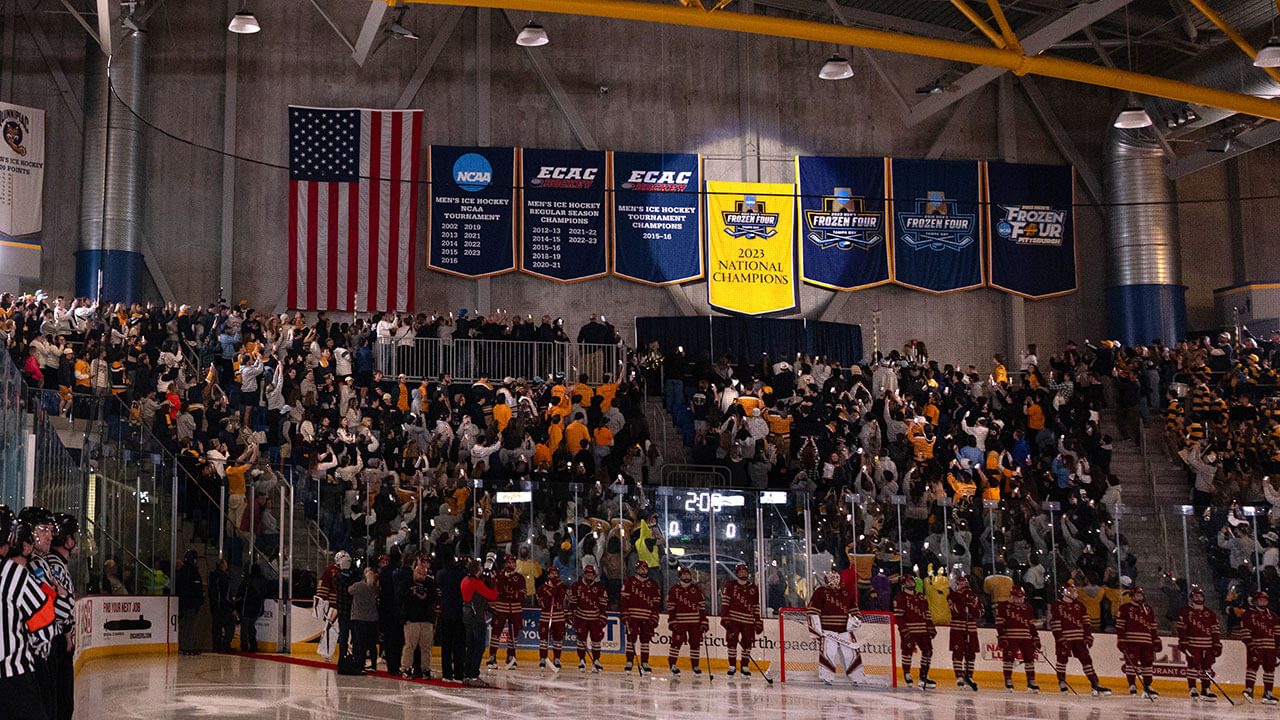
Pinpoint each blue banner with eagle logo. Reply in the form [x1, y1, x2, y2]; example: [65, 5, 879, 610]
[985, 161, 1077, 298]
[890, 158, 984, 293]
[797, 156, 891, 291]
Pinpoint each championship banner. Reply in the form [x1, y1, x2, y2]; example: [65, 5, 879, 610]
[706, 181, 797, 316]
[985, 161, 1077, 298]
[428, 145, 517, 278]
[610, 151, 703, 285]
[796, 156, 891, 291]
[0, 102, 45, 247]
[890, 158, 984, 293]
[519, 148, 609, 282]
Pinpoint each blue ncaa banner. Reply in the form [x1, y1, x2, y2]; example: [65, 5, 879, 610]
[985, 161, 1077, 298]
[796, 156, 891, 291]
[428, 145, 517, 277]
[611, 152, 703, 286]
[520, 148, 609, 282]
[890, 158, 984, 293]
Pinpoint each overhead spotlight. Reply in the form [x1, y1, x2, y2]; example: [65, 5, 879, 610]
[227, 10, 260, 34]
[818, 54, 854, 81]
[389, 22, 419, 40]
[122, 16, 145, 33]
[915, 81, 943, 95]
[1256, 37, 1280, 67]
[1113, 105, 1152, 129]
[1206, 135, 1233, 153]
[516, 22, 549, 47]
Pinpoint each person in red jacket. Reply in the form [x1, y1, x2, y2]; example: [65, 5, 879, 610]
[666, 566, 708, 676]
[1241, 590, 1280, 703]
[808, 571, 863, 685]
[1177, 584, 1221, 701]
[948, 575, 981, 691]
[488, 554, 526, 669]
[893, 571, 936, 689]
[537, 566, 568, 671]
[570, 565, 608, 672]
[621, 560, 661, 674]
[720, 564, 764, 677]
[996, 585, 1040, 692]
[1049, 583, 1110, 696]
[1116, 585, 1160, 699]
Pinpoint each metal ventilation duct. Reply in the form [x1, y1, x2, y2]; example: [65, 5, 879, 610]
[1145, 31, 1280, 136]
[1103, 125, 1186, 346]
[75, 33, 145, 304]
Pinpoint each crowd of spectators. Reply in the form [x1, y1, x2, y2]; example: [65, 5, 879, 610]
[1, 290, 1246, 647]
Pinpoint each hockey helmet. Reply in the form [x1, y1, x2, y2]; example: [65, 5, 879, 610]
[334, 550, 352, 570]
[18, 506, 53, 528]
[1128, 586, 1144, 600]
[635, 560, 649, 573]
[1256, 590, 1270, 605]
[1190, 584, 1205, 602]
[678, 566, 693, 580]
[824, 571, 842, 588]
[1010, 584, 1026, 599]
[548, 566, 560, 579]
[955, 575, 970, 590]
[51, 512, 78, 546]
[1060, 583, 1078, 601]
[583, 564, 598, 579]
[735, 563, 749, 578]
[504, 553, 516, 570]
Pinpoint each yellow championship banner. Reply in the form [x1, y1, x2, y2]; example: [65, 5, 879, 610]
[706, 181, 797, 315]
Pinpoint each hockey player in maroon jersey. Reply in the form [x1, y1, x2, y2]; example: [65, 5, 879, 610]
[948, 575, 982, 691]
[995, 585, 1040, 692]
[667, 566, 708, 676]
[1177, 584, 1222, 701]
[893, 570, 936, 690]
[720, 564, 764, 677]
[570, 565, 609, 672]
[1049, 583, 1110, 696]
[537, 566, 568, 671]
[1116, 585, 1160, 699]
[1241, 590, 1279, 703]
[621, 560, 661, 675]
[488, 554, 527, 669]
[808, 571, 864, 685]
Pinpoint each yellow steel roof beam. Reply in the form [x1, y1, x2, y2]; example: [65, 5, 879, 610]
[1184, 0, 1280, 85]
[385, 0, 1280, 122]
[984, 0, 1023, 55]
[949, 0, 1006, 49]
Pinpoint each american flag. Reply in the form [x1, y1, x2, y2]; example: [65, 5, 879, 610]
[288, 106, 422, 312]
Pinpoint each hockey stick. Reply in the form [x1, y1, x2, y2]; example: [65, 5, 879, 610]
[1039, 655, 1077, 695]
[750, 654, 774, 685]
[1209, 675, 1236, 706]
[702, 632, 713, 682]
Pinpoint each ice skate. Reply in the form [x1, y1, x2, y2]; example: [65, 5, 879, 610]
[1143, 685, 1159, 700]
[726, 665, 735, 677]
[920, 676, 937, 690]
[1059, 681, 1070, 694]
[505, 657, 517, 670]
[538, 659, 547, 669]
[1129, 684, 1137, 695]
[1262, 692, 1277, 705]
[740, 664, 751, 677]
[486, 658, 497, 670]
[964, 677, 979, 691]
[1027, 682, 1040, 693]
[1091, 684, 1111, 697]
[625, 660, 633, 673]
[592, 660, 603, 673]
[669, 664, 681, 677]
[579, 659, 586, 672]
[641, 662, 652, 675]
[1201, 690, 1217, 702]
[552, 659, 562, 672]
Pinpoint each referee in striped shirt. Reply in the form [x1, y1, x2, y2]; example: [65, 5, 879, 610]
[1, 505, 58, 720]
[22, 506, 73, 719]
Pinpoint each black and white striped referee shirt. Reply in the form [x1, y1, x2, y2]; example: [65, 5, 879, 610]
[0, 558, 46, 678]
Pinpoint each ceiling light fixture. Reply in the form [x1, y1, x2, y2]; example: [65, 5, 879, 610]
[227, 10, 260, 34]
[1113, 7, 1151, 129]
[1256, 37, 1280, 67]
[818, 54, 853, 80]
[516, 22, 549, 47]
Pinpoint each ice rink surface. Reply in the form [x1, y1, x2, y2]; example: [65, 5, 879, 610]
[76, 653, 1277, 720]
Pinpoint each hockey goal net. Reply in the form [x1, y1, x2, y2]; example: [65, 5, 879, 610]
[777, 608, 896, 686]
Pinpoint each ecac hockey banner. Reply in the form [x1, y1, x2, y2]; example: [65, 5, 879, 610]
[706, 181, 797, 316]
[985, 161, 1077, 298]
[611, 152, 703, 285]
[890, 158, 984, 293]
[520, 148, 608, 282]
[797, 156, 891, 291]
[0, 102, 45, 247]
[428, 145, 517, 278]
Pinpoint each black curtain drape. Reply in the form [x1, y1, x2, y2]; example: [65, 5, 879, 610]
[636, 316, 862, 365]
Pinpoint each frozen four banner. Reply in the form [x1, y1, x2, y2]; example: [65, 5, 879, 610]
[890, 158, 984, 293]
[0, 102, 45, 247]
[611, 152, 703, 285]
[427, 146, 517, 277]
[519, 148, 609, 282]
[985, 161, 1077, 298]
[705, 181, 797, 316]
[796, 156, 891, 291]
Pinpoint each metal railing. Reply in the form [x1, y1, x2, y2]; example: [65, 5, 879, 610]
[661, 464, 734, 488]
[373, 338, 627, 384]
